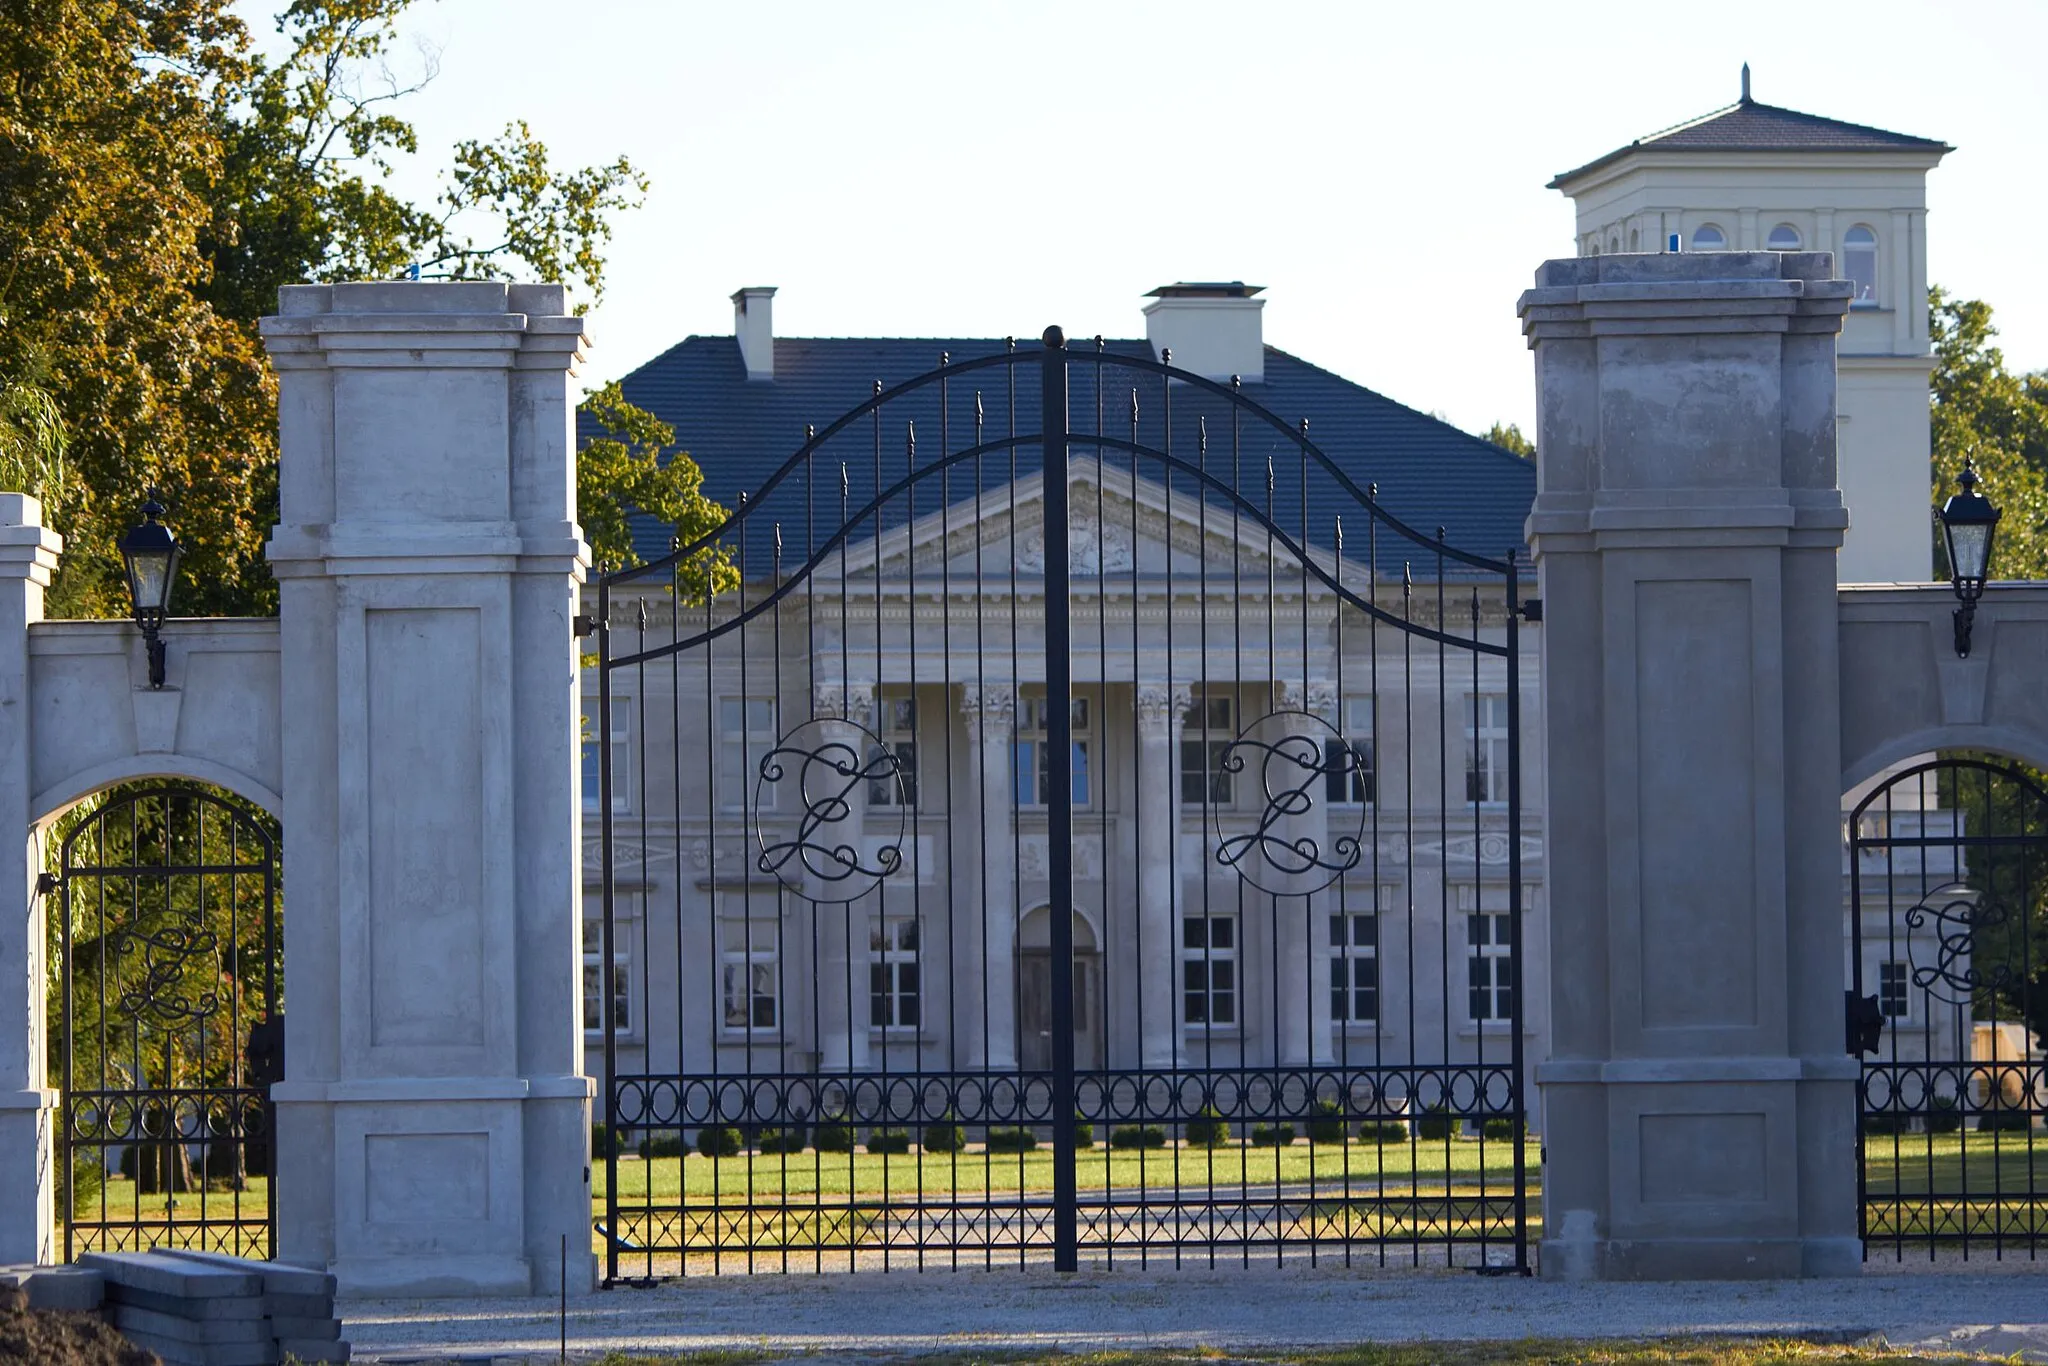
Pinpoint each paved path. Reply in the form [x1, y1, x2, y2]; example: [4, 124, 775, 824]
[345, 1261, 2048, 1363]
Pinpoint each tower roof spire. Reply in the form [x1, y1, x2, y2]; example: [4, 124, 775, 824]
[1741, 62, 1751, 103]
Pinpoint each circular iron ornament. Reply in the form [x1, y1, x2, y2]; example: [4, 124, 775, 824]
[1213, 709, 1364, 897]
[754, 716, 906, 902]
[1903, 884, 2014, 1005]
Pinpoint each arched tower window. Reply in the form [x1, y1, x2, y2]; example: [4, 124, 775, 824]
[1767, 224, 1802, 251]
[1629, 228, 1639, 251]
[1691, 224, 1727, 252]
[1844, 226, 1879, 306]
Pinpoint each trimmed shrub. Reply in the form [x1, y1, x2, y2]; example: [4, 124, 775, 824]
[985, 1127, 1038, 1154]
[1185, 1106, 1231, 1148]
[591, 1123, 620, 1158]
[1110, 1124, 1168, 1150]
[639, 1133, 686, 1160]
[695, 1126, 743, 1160]
[922, 1115, 968, 1153]
[866, 1128, 912, 1156]
[1306, 1099, 1347, 1145]
[1073, 1113, 1095, 1149]
[1250, 1124, 1296, 1148]
[1416, 1105, 1457, 1142]
[757, 1128, 806, 1155]
[1480, 1117, 1523, 1142]
[1977, 1108, 2034, 1133]
[1925, 1096, 1963, 1135]
[813, 1119, 856, 1153]
[1358, 1120, 1409, 1143]
[1861, 1112, 1912, 1137]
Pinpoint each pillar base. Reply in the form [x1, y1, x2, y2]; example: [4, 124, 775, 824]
[0, 1091, 56, 1266]
[1541, 1234, 1863, 1281]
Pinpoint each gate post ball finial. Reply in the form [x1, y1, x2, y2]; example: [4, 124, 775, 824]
[1939, 456, 2001, 658]
[1042, 325, 1065, 348]
[118, 486, 182, 689]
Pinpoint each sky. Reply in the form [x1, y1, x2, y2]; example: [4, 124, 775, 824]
[240, 0, 2048, 438]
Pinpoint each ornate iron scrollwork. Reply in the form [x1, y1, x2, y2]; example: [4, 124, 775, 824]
[110, 922, 224, 1026]
[1214, 708, 1364, 896]
[755, 716, 906, 901]
[1904, 883, 2013, 1005]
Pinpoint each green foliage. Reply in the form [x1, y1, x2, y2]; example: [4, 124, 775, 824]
[1930, 287, 2048, 582]
[984, 1126, 1037, 1154]
[1860, 1111, 1912, 1137]
[0, 353, 69, 511]
[1249, 1124, 1295, 1147]
[1416, 1104, 1458, 1141]
[812, 1120, 854, 1154]
[1184, 1106, 1230, 1148]
[1925, 1096, 1963, 1135]
[590, 1123, 618, 1158]
[694, 1126, 742, 1160]
[1481, 421, 1535, 461]
[1975, 1109, 2033, 1133]
[1480, 1117, 1523, 1141]
[576, 381, 735, 581]
[1306, 1099, 1347, 1145]
[920, 1114, 967, 1154]
[1358, 1120, 1409, 1143]
[1072, 1112, 1094, 1149]
[864, 1128, 911, 1156]
[755, 1128, 804, 1155]
[1108, 1124, 1166, 1150]
[638, 1133, 685, 1160]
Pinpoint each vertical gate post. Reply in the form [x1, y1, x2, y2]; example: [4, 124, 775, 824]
[1522, 252, 1859, 1278]
[0, 494, 61, 1266]
[262, 283, 595, 1295]
[1040, 326, 1078, 1272]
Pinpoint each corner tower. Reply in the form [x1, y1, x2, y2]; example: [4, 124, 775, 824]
[1548, 71, 1951, 583]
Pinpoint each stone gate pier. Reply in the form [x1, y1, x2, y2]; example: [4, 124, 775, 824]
[1522, 252, 1862, 1278]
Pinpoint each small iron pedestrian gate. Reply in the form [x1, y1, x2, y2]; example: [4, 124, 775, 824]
[53, 785, 282, 1260]
[1851, 757, 2046, 1259]
[595, 332, 1531, 1278]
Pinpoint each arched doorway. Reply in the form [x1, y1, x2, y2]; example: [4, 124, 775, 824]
[1017, 905, 1104, 1073]
[49, 783, 282, 1260]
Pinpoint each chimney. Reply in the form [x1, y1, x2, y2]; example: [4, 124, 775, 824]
[732, 286, 777, 380]
[1142, 282, 1266, 383]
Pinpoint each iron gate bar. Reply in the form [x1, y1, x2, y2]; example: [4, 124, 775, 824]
[1041, 327, 1079, 1272]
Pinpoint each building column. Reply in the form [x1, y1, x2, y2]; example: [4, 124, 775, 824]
[810, 681, 873, 1073]
[1134, 684, 1189, 1069]
[1891, 209, 1913, 349]
[1521, 252, 1859, 1279]
[262, 282, 594, 1296]
[960, 683, 1017, 1068]
[0, 495, 60, 1266]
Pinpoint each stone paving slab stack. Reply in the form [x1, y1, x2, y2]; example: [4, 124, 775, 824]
[78, 1249, 350, 1364]
[0, 1261, 105, 1310]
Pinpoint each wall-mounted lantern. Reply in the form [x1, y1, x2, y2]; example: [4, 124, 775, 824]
[118, 489, 182, 689]
[1938, 458, 2000, 659]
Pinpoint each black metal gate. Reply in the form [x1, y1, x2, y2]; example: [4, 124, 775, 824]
[53, 784, 282, 1260]
[1852, 756, 2046, 1258]
[595, 332, 1531, 1277]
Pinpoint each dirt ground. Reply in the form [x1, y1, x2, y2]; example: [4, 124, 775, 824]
[0, 1292, 158, 1366]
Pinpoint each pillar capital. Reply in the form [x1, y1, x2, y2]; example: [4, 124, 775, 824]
[1135, 683, 1191, 737]
[0, 496, 62, 590]
[813, 679, 874, 721]
[961, 682, 1015, 741]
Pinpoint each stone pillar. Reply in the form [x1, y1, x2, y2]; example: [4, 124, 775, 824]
[1134, 684, 1189, 1069]
[0, 495, 60, 1266]
[1521, 252, 1859, 1279]
[810, 681, 873, 1073]
[261, 283, 594, 1296]
[960, 683, 1017, 1069]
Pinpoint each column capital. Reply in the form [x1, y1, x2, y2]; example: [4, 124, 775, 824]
[813, 679, 875, 721]
[960, 682, 1015, 741]
[1277, 679, 1338, 722]
[1136, 683, 1191, 737]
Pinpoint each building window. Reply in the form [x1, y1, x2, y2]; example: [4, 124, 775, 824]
[1691, 224, 1727, 251]
[869, 916, 921, 1029]
[1879, 960, 1909, 1019]
[1014, 692, 1091, 807]
[1324, 696, 1376, 805]
[1843, 226, 1879, 306]
[582, 703, 631, 814]
[1464, 693, 1511, 804]
[1182, 915, 1237, 1026]
[720, 918, 779, 1034]
[583, 915, 631, 1035]
[718, 697, 779, 810]
[867, 692, 918, 807]
[1329, 912, 1378, 1024]
[1767, 223, 1802, 251]
[1467, 902, 1516, 1022]
[1629, 228, 1639, 251]
[1181, 693, 1235, 806]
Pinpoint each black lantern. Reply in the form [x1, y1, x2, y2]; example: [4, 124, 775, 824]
[118, 489, 181, 689]
[1938, 458, 2000, 659]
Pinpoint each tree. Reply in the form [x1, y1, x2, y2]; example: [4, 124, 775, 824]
[1482, 421, 1535, 461]
[0, 353, 69, 509]
[577, 382, 734, 589]
[1, 0, 675, 620]
[1929, 287, 2048, 580]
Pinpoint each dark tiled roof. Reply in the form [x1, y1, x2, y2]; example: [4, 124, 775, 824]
[1549, 99, 1951, 188]
[582, 335, 1535, 581]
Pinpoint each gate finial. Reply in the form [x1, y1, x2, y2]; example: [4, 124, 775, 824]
[1042, 326, 1066, 349]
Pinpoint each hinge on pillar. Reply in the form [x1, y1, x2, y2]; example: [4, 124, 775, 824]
[1517, 598, 1543, 623]
[573, 613, 605, 639]
[35, 872, 59, 899]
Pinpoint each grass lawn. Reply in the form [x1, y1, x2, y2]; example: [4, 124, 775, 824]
[1862, 1132, 2048, 1240]
[582, 1342, 2007, 1365]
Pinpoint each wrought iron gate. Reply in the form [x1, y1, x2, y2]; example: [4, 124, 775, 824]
[595, 331, 1531, 1278]
[53, 785, 282, 1260]
[1851, 756, 2046, 1258]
